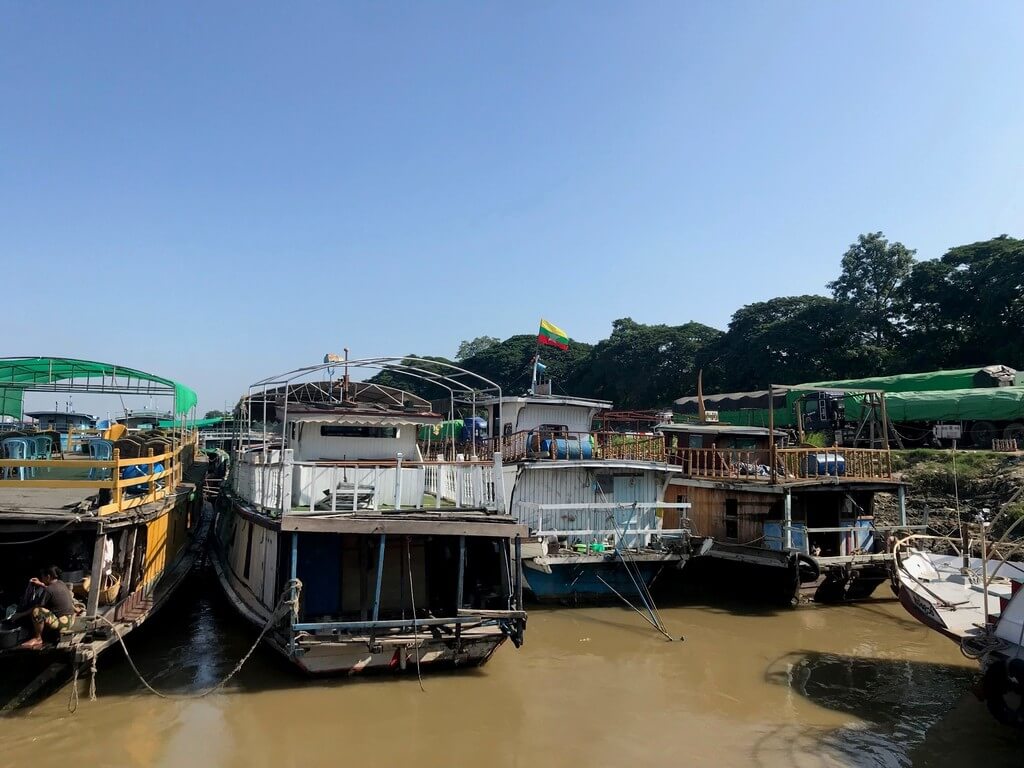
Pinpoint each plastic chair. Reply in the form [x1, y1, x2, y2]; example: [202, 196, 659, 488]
[1, 438, 30, 481]
[32, 435, 54, 474]
[88, 439, 114, 480]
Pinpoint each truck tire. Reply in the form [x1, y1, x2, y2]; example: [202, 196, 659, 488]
[970, 421, 998, 448]
[1004, 423, 1024, 447]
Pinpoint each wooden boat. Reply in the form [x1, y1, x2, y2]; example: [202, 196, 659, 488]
[661, 385, 920, 604]
[476, 386, 691, 605]
[211, 356, 527, 676]
[0, 357, 207, 707]
[893, 529, 1024, 727]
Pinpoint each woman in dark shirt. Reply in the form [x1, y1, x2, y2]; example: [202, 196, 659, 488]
[14, 566, 76, 649]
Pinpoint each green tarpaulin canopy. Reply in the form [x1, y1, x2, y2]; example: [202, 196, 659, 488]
[157, 416, 227, 429]
[0, 357, 198, 419]
[800, 365, 1016, 394]
[882, 387, 1024, 423]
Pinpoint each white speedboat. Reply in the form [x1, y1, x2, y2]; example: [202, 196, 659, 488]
[894, 532, 1024, 727]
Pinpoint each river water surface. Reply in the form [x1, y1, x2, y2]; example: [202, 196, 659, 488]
[1, 574, 1021, 767]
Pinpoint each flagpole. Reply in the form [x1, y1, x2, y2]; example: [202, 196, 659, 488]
[531, 353, 538, 395]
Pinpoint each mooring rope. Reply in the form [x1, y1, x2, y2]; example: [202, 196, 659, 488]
[74, 579, 302, 704]
[406, 541, 425, 692]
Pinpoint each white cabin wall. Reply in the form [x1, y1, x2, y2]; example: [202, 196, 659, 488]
[289, 421, 417, 461]
[510, 467, 663, 536]
[515, 405, 594, 433]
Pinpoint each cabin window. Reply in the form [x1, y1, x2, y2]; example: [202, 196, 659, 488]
[725, 498, 738, 540]
[319, 425, 399, 439]
[595, 473, 614, 495]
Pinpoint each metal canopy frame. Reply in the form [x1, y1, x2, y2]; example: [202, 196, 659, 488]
[240, 356, 503, 460]
[0, 356, 185, 419]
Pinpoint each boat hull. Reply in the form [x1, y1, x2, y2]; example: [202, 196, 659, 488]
[522, 554, 678, 603]
[210, 502, 523, 678]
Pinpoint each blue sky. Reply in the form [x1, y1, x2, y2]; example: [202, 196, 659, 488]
[3, 1, 1022, 412]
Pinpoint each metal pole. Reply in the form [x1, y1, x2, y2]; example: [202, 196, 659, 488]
[456, 535, 466, 609]
[394, 452, 403, 508]
[371, 533, 386, 623]
[289, 533, 298, 657]
[897, 484, 907, 527]
[783, 489, 793, 550]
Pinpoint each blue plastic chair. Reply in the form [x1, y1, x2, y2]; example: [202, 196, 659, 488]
[1, 438, 30, 481]
[88, 439, 114, 480]
[33, 436, 54, 474]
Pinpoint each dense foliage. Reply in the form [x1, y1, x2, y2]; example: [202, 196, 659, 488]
[369, 234, 1024, 409]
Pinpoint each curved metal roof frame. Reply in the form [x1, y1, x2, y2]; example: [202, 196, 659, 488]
[249, 356, 502, 401]
[242, 357, 501, 463]
[0, 356, 197, 416]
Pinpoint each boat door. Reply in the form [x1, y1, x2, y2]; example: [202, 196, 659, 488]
[612, 475, 644, 548]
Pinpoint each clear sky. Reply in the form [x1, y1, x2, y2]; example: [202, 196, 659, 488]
[3, 1, 1022, 412]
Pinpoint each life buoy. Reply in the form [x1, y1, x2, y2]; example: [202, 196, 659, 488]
[983, 660, 1024, 727]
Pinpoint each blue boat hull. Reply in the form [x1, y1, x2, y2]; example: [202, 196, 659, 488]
[523, 559, 667, 603]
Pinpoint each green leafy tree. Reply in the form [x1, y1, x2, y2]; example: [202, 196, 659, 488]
[567, 318, 723, 408]
[456, 336, 500, 360]
[203, 410, 227, 419]
[707, 296, 871, 391]
[829, 232, 915, 348]
[902, 235, 1024, 369]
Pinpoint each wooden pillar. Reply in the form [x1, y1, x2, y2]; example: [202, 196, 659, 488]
[86, 526, 106, 619]
[768, 385, 777, 484]
[119, 526, 138, 600]
[111, 448, 122, 512]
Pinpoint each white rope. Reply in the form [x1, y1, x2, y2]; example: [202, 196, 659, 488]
[84, 579, 301, 702]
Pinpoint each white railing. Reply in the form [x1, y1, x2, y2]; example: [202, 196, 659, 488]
[233, 449, 294, 512]
[423, 462, 495, 508]
[516, 502, 692, 549]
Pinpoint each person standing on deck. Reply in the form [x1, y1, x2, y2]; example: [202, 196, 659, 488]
[12, 566, 75, 648]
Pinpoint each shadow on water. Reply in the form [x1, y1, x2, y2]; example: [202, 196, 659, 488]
[763, 649, 1024, 767]
[84, 567, 495, 700]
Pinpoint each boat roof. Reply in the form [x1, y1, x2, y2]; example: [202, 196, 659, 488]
[657, 422, 787, 437]
[24, 410, 96, 419]
[480, 394, 613, 410]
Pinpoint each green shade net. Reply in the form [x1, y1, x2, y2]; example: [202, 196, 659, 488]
[157, 416, 227, 429]
[0, 357, 198, 419]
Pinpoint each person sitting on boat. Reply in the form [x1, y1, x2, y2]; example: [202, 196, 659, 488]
[11, 567, 75, 649]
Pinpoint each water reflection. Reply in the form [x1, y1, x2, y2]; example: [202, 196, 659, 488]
[1, 571, 1022, 768]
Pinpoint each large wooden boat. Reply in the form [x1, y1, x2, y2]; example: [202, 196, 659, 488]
[211, 356, 527, 676]
[662, 385, 917, 603]
[0, 357, 207, 707]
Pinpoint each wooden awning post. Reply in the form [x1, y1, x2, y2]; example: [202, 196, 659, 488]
[86, 526, 106, 619]
[768, 385, 777, 484]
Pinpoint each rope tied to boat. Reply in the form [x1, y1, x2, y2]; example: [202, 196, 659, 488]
[75, 578, 302, 705]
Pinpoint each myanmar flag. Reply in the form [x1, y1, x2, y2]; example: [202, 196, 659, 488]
[538, 319, 569, 350]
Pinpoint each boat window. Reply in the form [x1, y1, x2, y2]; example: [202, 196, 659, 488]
[319, 425, 399, 439]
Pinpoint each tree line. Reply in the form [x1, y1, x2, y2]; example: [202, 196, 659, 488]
[372, 234, 1023, 410]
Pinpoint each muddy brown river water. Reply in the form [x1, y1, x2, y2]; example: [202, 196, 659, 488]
[1, 574, 1021, 767]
